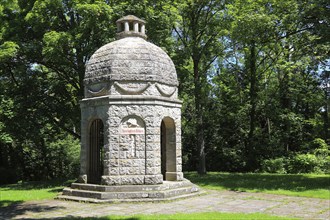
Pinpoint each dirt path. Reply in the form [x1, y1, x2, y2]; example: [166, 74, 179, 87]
[0, 190, 329, 219]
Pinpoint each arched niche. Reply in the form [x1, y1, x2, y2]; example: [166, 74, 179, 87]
[161, 117, 177, 181]
[88, 119, 104, 184]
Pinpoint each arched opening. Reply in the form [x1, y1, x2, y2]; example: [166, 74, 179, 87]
[160, 117, 177, 181]
[161, 121, 166, 179]
[88, 119, 104, 184]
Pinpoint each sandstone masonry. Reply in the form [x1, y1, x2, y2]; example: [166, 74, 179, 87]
[78, 15, 184, 185]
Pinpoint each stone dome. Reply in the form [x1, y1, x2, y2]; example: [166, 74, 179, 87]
[85, 38, 178, 86]
[84, 16, 178, 87]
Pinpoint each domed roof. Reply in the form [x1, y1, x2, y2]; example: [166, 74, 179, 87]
[84, 16, 178, 86]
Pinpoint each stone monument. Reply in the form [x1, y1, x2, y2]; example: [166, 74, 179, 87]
[58, 15, 199, 202]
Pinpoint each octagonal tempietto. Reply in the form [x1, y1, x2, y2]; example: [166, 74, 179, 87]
[78, 15, 183, 185]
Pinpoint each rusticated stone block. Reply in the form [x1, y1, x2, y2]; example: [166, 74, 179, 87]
[146, 159, 159, 167]
[132, 159, 145, 167]
[110, 168, 119, 175]
[121, 176, 144, 185]
[146, 167, 159, 175]
[101, 176, 121, 185]
[144, 175, 163, 185]
[146, 143, 158, 151]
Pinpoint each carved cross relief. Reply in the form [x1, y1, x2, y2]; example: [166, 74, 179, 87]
[119, 116, 145, 158]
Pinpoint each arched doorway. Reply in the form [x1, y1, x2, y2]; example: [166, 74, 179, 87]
[160, 117, 176, 181]
[88, 119, 104, 184]
[161, 121, 166, 179]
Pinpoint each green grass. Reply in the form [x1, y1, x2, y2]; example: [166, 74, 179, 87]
[68, 212, 296, 220]
[185, 172, 330, 199]
[1, 172, 328, 210]
[0, 179, 72, 207]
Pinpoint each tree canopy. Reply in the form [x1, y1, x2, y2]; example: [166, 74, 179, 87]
[0, 0, 329, 183]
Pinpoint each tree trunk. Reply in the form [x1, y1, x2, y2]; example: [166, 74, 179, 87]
[247, 43, 258, 171]
[323, 89, 329, 143]
[193, 59, 206, 175]
[279, 44, 292, 152]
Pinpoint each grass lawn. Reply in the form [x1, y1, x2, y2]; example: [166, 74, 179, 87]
[0, 179, 73, 207]
[185, 172, 330, 199]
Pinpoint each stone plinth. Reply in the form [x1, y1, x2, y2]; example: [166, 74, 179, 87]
[58, 179, 201, 203]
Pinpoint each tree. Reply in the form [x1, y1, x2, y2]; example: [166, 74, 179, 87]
[0, 0, 115, 180]
[212, 0, 329, 171]
[1, 0, 328, 179]
[174, 0, 228, 174]
[0, 0, 180, 180]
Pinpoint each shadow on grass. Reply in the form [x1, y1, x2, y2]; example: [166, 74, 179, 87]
[0, 178, 73, 191]
[185, 172, 330, 192]
[57, 217, 140, 220]
[18, 217, 141, 220]
[48, 188, 65, 193]
[0, 198, 130, 220]
[0, 201, 65, 220]
[0, 200, 24, 208]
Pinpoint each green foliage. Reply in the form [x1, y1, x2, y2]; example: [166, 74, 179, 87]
[228, 0, 286, 44]
[0, 41, 18, 61]
[0, 0, 329, 179]
[288, 154, 321, 174]
[42, 31, 72, 61]
[198, 0, 330, 172]
[261, 139, 329, 174]
[262, 154, 330, 174]
[261, 158, 287, 174]
[310, 138, 329, 150]
[19, 132, 80, 180]
[46, 134, 80, 178]
[173, 0, 228, 174]
[0, 95, 13, 144]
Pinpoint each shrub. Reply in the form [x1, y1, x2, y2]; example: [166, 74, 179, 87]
[313, 148, 330, 174]
[310, 138, 328, 150]
[47, 134, 80, 178]
[287, 154, 320, 173]
[261, 157, 287, 174]
[322, 156, 330, 174]
[261, 142, 330, 174]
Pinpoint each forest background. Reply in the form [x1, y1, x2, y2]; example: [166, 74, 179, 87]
[0, 0, 329, 184]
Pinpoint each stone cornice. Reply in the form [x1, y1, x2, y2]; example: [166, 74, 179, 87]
[80, 95, 183, 107]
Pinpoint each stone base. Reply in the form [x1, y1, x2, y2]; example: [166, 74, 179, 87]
[101, 174, 163, 185]
[56, 179, 201, 203]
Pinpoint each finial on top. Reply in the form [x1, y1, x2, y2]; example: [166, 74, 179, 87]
[116, 15, 147, 40]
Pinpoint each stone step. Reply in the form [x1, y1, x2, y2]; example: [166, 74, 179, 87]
[62, 188, 103, 199]
[103, 186, 198, 199]
[163, 186, 199, 198]
[57, 190, 204, 203]
[70, 179, 194, 192]
[58, 179, 201, 203]
[62, 185, 199, 200]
